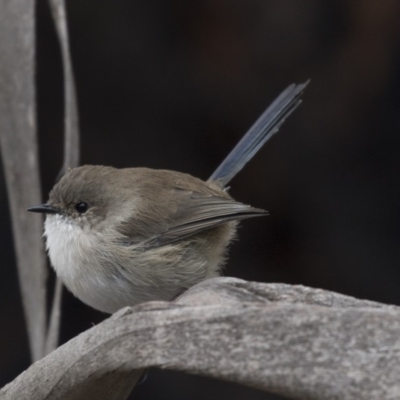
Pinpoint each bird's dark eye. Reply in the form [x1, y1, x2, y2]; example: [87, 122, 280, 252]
[75, 202, 88, 214]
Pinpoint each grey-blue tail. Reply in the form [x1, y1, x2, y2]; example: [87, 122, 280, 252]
[209, 81, 308, 186]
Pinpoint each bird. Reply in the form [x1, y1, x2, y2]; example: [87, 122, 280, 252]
[28, 82, 307, 313]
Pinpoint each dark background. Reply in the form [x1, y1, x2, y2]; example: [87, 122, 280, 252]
[1, 1, 400, 399]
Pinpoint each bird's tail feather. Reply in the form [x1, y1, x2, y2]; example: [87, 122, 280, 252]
[209, 81, 309, 186]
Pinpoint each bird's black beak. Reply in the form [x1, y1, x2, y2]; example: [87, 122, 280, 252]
[27, 204, 59, 214]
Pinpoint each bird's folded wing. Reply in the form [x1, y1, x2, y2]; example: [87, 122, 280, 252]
[147, 192, 267, 247]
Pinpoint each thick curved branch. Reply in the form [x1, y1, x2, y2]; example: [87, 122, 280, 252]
[0, 0, 47, 362]
[1, 278, 399, 400]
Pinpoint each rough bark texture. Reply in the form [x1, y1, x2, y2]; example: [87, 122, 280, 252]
[1, 278, 399, 400]
[0, 0, 47, 362]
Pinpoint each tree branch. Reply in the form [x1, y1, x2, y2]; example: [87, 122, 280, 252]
[0, 0, 47, 362]
[48, 0, 80, 175]
[1, 278, 399, 400]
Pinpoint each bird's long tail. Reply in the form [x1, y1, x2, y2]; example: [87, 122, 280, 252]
[209, 81, 308, 186]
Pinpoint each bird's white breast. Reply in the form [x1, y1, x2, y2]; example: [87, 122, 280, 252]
[43, 214, 229, 314]
[45, 215, 93, 282]
[44, 215, 120, 312]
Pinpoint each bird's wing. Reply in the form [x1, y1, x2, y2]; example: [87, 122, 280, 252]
[116, 184, 267, 248]
[148, 191, 267, 247]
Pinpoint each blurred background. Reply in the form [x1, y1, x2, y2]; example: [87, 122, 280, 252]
[1, 1, 400, 399]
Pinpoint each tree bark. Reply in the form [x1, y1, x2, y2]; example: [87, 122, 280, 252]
[1, 278, 399, 400]
[0, 0, 47, 362]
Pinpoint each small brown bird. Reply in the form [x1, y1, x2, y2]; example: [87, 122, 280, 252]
[28, 82, 307, 313]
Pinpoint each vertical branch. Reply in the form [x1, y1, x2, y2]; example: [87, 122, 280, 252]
[45, 0, 80, 354]
[48, 0, 80, 173]
[0, 0, 47, 361]
[44, 278, 63, 355]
